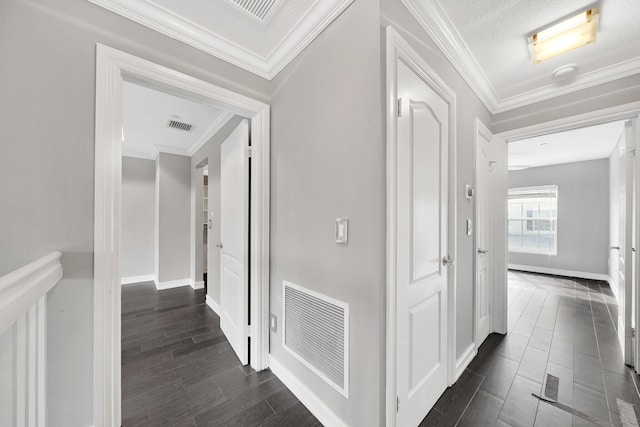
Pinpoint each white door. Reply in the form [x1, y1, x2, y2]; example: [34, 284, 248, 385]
[396, 59, 449, 427]
[220, 119, 249, 365]
[475, 121, 493, 346]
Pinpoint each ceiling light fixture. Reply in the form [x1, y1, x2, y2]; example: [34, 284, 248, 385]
[528, 8, 599, 64]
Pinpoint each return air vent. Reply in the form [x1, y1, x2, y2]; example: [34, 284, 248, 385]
[283, 281, 349, 397]
[229, 0, 279, 21]
[167, 119, 193, 132]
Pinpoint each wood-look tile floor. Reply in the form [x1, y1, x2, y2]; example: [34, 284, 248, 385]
[422, 271, 640, 427]
[121, 282, 321, 427]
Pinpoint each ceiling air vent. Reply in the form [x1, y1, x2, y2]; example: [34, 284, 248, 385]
[167, 119, 193, 132]
[229, 0, 279, 21]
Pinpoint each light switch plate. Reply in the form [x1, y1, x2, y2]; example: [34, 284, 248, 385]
[336, 218, 349, 244]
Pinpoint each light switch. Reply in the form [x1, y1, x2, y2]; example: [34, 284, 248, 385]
[336, 218, 349, 244]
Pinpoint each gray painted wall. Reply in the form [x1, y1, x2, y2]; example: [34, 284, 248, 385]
[270, 0, 384, 425]
[156, 153, 191, 283]
[508, 159, 610, 275]
[492, 74, 640, 134]
[191, 116, 245, 305]
[381, 0, 493, 361]
[121, 157, 155, 279]
[0, 0, 269, 424]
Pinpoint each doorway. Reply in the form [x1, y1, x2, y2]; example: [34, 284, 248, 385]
[93, 44, 270, 426]
[496, 111, 640, 373]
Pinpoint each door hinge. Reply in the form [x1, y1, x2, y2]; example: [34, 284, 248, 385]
[397, 98, 402, 117]
[632, 328, 636, 338]
[246, 147, 253, 158]
[397, 396, 400, 412]
[246, 325, 253, 336]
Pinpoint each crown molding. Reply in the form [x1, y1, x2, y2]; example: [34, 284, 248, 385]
[402, 0, 640, 114]
[86, 0, 354, 80]
[188, 112, 234, 156]
[400, 0, 500, 112]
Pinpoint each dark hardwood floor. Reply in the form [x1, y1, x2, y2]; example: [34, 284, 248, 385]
[121, 282, 321, 427]
[422, 271, 640, 427]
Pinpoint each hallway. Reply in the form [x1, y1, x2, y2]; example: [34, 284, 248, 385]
[422, 271, 640, 426]
[121, 283, 320, 427]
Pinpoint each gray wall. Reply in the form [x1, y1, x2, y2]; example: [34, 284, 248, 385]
[381, 0, 493, 361]
[270, 0, 384, 425]
[191, 116, 245, 304]
[121, 157, 155, 279]
[508, 159, 610, 275]
[0, 0, 269, 424]
[156, 153, 191, 283]
[492, 74, 640, 134]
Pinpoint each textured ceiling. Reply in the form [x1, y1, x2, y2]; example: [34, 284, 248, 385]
[122, 81, 231, 159]
[508, 120, 625, 168]
[404, 0, 640, 112]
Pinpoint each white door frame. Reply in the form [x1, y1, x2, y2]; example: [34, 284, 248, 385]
[93, 44, 271, 427]
[496, 101, 640, 366]
[385, 26, 457, 427]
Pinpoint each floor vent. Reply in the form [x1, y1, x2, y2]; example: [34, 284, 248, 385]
[167, 119, 193, 132]
[229, 0, 279, 21]
[282, 281, 349, 397]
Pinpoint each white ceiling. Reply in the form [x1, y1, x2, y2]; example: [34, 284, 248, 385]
[122, 81, 233, 159]
[86, 0, 354, 79]
[402, 0, 640, 113]
[508, 120, 625, 169]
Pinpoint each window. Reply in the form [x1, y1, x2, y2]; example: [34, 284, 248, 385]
[508, 186, 558, 255]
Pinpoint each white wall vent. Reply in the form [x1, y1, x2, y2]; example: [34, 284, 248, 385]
[167, 119, 193, 132]
[229, 0, 279, 21]
[282, 280, 349, 398]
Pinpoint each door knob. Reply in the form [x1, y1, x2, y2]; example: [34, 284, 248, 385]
[442, 256, 454, 267]
[478, 249, 489, 254]
[216, 242, 223, 249]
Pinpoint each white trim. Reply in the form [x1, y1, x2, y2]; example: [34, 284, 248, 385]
[385, 25, 457, 427]
[93, 44, 271, 427]
[281, 280, 349, 399]
[508, 264, 609, 282]
[496, 101, 640, 141]
[205, 294, 220, 316]
[85, 0, 353, 80]
[269, 356, 348, 427]
[155, 278, 192, 290]
[0, 252, 62, 335]
[120, 275, 155, 285]
[455, 343, 477, 380]
[191, 280, 204, 290]
[399, 0, 498, 112]
[401, 0, 640, 114]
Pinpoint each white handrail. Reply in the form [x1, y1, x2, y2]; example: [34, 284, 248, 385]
[0, 251, 62, 334]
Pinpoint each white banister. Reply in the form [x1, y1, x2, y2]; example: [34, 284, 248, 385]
[0, 252, 62, 427]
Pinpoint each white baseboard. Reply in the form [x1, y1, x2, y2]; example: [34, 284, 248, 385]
[205, 295, 220, 316]
[155, 278, 192, 290]
[192, 281, 205, 290]
[508, 264, 609, 281]
[455, 343, 477, 381]
[121, 275, 155, 285]
[269, 356, 348, 427]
